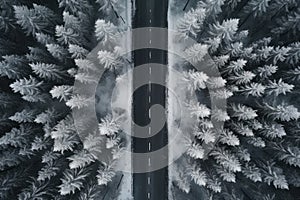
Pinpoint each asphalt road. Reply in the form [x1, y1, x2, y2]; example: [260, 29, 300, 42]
[132, 0, 169, 199]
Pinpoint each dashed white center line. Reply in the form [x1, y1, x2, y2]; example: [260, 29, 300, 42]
[148, 7, 152, 200]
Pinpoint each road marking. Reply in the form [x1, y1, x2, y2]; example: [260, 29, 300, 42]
[146, 7, 154, 200]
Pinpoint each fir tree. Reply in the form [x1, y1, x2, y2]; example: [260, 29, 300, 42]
[59, 167, 90, 195]
[182, 69, 209, 91]
[95, 19, 118, 45]
[177, 5, 206, 38]
[13, 4, 57, 36]
[272, 8, 300, 36]
[243, 0, 271, 18]
[30, 63, 68, 81]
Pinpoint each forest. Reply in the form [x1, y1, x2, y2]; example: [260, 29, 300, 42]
[0, 0, 299, 199]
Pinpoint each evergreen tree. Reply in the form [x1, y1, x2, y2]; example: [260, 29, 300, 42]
[177, 5, 206, 38]
[13, 4, 57, 36]
[95, 19, 118, 45]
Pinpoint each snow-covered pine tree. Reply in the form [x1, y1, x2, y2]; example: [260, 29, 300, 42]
[13, 4, 58, 36]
